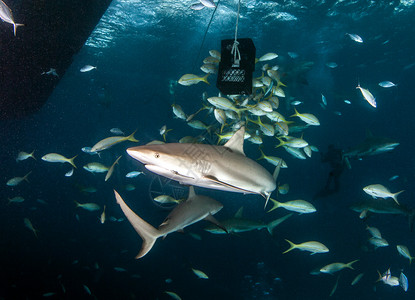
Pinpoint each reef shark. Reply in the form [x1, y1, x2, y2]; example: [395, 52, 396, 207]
[350, 198, 414, 231]
[114, 187, 225, 258]
[204, 207, 292, 235]
[343, 130, 399, 160]
[126, 126, 278, 206]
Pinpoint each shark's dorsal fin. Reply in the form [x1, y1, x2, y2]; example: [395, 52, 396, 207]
[188, 186, 196, 200]
[234, 207, 244, 218]
[224, 126, 245, 156]
[365, 129, 373, 138]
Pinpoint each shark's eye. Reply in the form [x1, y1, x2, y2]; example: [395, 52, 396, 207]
[154, 152, 160, 158]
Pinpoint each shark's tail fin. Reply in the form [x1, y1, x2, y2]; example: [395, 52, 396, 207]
[263, 162, 282, 209]
[266, 213, 292, 235]
[114, 190, 161, 259]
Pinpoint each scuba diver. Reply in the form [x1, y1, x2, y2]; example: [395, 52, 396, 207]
[313, 144, 348, 200]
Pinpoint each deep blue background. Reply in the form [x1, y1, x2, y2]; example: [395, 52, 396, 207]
[1, 0, 415, 299]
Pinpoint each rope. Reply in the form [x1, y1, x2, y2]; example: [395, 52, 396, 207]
[231, 0, 241, 67]
[192, 0, 221, 72]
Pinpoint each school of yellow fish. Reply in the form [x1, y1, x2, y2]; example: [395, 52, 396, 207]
[5, 43, 409, 298]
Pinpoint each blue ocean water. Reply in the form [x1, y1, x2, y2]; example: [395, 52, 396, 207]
[1, 0, 415, 299]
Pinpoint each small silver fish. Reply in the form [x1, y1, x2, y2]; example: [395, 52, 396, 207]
[400, 272, 408, 292]
[378, 81, 397, 88]
[326, 62, 338, 68]
[200, 0, 216, 8]
[100, 205, 106, 224]
[192, 268, 209, 279]
[110, 128, 125, 135]
[65, 168, 74, 177]
[81, 147, 98, 155]
[346, 33, 363, 43]
[290, 100, 303, 106]
[369, 237, 389, 248]
[351, 273, 364, 286]
[165, 291, 181, 300]
[125, 171, 144, 178]
[24, 218, 38, 238]
[16, 150, 36, 162]
[190, 3, 205, 10]
[75, 201, 100, 212]
[356, 84, 376, 108]
[172, 103, 187, 120]
[80, 65, 97, 72]
[83, 285, 91, 295]
[153, 195, 181, 204]
[321, 94, 327, 106]
[7, 171, 32, 186]
[125, 184, 136, 191]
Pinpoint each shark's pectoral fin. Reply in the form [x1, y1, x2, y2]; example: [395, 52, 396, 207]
[205, 214, 228, 234]
[263, 192, 272, 209]
[202, 175, 253, 194]
[187, 186, 196, 199]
